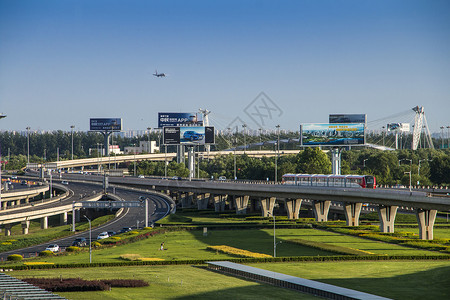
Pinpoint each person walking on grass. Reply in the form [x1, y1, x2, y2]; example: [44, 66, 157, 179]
[160, 242, 165, 250]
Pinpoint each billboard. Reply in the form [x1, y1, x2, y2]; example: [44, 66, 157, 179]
[329, 114, 366, 124]
[300, 123, 365, 146]
[158, 112, 203, 128]
[387, 123, 410, 132]
[163, 126, 215, 145]
[90, 118, 122, 131]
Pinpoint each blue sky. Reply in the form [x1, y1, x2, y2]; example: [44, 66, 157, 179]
[0, 0, 449, 133]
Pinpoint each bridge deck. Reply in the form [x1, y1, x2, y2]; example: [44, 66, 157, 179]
[207, 261, 391, 300]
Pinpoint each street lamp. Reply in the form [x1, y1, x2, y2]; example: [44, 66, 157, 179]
[83, 215, 92, 263]
[440, 126, 445, 149]
[259, 128, 262, 151]
[275, 125, 280, 183]
[133, 144, 137, 176]
[363, 159, 369, 168]
[242, 124, 247, 153]
[70, 125, 75, 161]
[399, 159, 412, 191]
[447, 126, 450, 149]
[418, 159, 431, 177]
[267, 212, 281, 257]
[147, 127, 151, 153]
[382, 126, 385, 146]
[26, 126, 30, 163]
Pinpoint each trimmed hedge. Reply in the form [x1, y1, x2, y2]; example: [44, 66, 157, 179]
[21, 278, 149, 292]
[288, 239, 377, 256]
[6, 254, 450, 271]
[39, 250, 54, 257]
[7, 254, 23, 261]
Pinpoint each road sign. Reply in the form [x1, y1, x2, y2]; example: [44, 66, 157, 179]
[80, 201, 142, 208]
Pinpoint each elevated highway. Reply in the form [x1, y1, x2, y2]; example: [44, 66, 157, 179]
[26, 150, 301, 170]
[53, 173, 450, 240]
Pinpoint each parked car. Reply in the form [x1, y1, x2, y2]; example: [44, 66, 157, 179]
[97, 232, 109, 240]
[71, 238, 87, 247]
[45, 244, 60, 252]
[119, 227, 132, 234]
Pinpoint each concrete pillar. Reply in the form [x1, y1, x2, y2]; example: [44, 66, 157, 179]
[25, 197, 30, 204]
[378, 205, 398, 233]
[60, 211, 68, 225]
[75, 209, 81, 222]
[15, 199, 20, 206]
[2, 201, 7, 209]
[260, 197, 276, 217]
[197, 193, 209, 210]
[416, 209, 437, 240]
[4, 224, 12, 236]
[312, 200, 331, 222]
[343, 202, 362, 226]
[181, 192, 193, 208]
[285, 198, 302, 219]
[21, 220, 30, 235]
[234, 195, 249, 215]
[41, 216, 48, 229]
[212, 195, 226, 212]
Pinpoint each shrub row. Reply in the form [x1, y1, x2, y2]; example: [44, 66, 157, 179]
[287, 239, 377, 256]
[206, 245, 272, 258]
[7, 254, 450, 271]
[21, 278, 149, 292]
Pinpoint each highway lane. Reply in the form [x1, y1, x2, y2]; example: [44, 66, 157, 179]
[0, 180, 172, 261]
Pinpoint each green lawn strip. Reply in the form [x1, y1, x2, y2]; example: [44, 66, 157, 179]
[11, 265, 315, 300]
[246, 260, 450, 300]
[3, 228, 446, 268]
[0, 215, 115, 253]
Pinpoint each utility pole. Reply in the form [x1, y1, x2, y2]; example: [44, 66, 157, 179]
[26, 126, 30, 163]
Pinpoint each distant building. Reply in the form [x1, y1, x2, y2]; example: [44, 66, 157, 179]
[89, 144, 123, 156]
[124, 141, 159, 154]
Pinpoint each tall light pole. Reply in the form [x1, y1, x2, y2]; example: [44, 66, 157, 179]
[268, 212, 279, 257]
[399, 159, 412, 191]
[133, 144, 137, 176]
[0, 114, 6, 209]
[440, 126, 445, 149]
[363, 159, 368, 168]
[147, 127, 151, 153]
[275, 125, 280, 183]
[382, 126, 385, 146]
[447, 126, 450, 149]
[26, 126, 30, 163]
[70, 125, 75, 161]
[259, 128, 262, 151]
[242, 124, 247, 153]
[84, 215, 92, 263]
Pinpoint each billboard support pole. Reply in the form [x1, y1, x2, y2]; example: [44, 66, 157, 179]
[187, 146, 194, 181]
[331, 148, 341, 175]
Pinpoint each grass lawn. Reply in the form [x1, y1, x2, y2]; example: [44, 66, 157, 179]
[247, 260, 450, 300]
[11, 265, 317, 300]
[8, 227, 443, 267]
[10, 260, 450, 300]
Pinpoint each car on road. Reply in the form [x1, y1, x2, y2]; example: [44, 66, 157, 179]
[20, 180, 27, 185]
[45, 244, 60, 252]
[171, 176, 181, 180]
[71, 238, 87, 247]
[119, 227, 132, 234]
[97, 232, 109, 240]
[11, 176, 17, 179]
[61, 181, 69, 185]
[218, 176, 227, 181]
[138, 175, 145, 178]
[107, 231, 116, 237]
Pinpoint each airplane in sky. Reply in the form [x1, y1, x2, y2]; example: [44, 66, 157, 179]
[153, 70, 166, 77]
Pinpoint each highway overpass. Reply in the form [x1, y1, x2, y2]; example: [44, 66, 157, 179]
[51, 173, 450, 240]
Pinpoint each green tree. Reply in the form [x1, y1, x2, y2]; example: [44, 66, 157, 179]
[295, 148, 331, 174]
